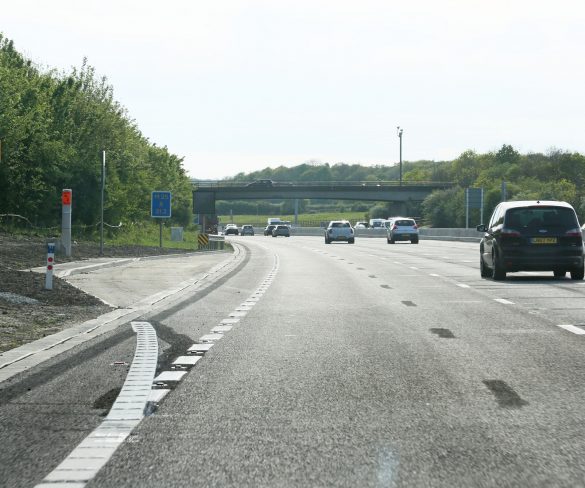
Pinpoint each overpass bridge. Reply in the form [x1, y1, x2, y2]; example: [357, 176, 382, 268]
[192, 180, 453, 215]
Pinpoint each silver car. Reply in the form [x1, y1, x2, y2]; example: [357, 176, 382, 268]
[241, 225, 254, 236]
[387, 218, 419, 244]
[325, 221, 355, 244]
[272, 225, 290, 237]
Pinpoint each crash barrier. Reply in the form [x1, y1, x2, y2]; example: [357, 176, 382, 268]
[417, 228, 482, 243]
[198, 234, 226, 251]
[248, 227, 482, 242]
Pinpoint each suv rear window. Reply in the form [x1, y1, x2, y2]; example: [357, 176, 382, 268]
[331, 222, 350, 228]
[505, 206, 578, 232]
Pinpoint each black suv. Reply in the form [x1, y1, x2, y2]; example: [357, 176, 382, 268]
[476, 200, 584, 280]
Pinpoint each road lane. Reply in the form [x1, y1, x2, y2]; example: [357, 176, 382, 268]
[85, 236, 585, 487]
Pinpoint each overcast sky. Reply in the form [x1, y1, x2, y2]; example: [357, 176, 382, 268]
[3, 1, 585, 179]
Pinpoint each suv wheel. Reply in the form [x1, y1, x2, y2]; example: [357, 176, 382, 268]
[570, 264, 584, 280]
[491, 249, 506, 280]
[480, 255, 491, 278]
[411, 238, 419, 244]
[348, 238, 355, 244]
[554, 269, 566, 278]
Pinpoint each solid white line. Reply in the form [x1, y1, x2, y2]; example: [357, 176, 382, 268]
[494, 298, 515, 305]
[557, 324, 585, 335]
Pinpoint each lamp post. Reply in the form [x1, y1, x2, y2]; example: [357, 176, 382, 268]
[397, 126, 403, 185]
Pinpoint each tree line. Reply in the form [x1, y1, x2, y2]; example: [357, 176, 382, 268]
[227, 145, 585, 227]
[0, 35, 193, 231]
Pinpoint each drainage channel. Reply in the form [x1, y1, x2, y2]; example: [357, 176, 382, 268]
[35, 321, 158, 488]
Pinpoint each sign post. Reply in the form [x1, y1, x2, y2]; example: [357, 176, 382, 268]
[465, 187, 484, 228]
[151, 191, 172, 248]
[45, 242, 55, 290]
[100, 151, 106, 256]
[61, 189, 72, 256]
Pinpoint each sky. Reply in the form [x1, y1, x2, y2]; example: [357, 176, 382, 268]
[3, 0, 585, 180]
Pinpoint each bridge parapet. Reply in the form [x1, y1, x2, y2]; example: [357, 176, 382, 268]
[192, 180, 452, 190]
[192, 180, 454, 213]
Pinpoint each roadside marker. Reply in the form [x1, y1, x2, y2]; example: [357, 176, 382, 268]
[45, 242, 55, 290]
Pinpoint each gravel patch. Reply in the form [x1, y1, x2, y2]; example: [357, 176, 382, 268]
[0, 232, 195, 353]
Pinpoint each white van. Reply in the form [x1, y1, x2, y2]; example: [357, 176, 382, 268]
[369, 218, 387, 229]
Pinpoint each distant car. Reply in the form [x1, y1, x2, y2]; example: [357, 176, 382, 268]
[325, 220, 355, 244]
[272, 225, 290, 237]
[264, 224, 277, 236]
[477, 200, 584, 280]
[354, 222, 368, 229]
[241, 225, 254, 236]
[387, 218, 419, 244]
[224, 224, 239, 235]
[247, 179, 273, 187]
[369, 218, 387, 229]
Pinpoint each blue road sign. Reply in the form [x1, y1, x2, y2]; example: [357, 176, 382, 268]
[151, 191, 172, 218]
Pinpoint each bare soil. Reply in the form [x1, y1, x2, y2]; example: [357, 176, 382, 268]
[0, 232, 191, 353]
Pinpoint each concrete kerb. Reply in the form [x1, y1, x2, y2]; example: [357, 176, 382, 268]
[30, 249, 230, 278]
[0, 245, 244, 384]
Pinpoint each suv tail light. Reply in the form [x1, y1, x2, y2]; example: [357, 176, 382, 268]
[392, 224, 397, 230]
[565, 228, 582, 237]
[501, 228, 521, 237]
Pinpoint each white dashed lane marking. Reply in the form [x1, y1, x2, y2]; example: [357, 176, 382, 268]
[557, 324, 585, 335]
[151, 252, 280, 403]
[494, 298, 515, 305]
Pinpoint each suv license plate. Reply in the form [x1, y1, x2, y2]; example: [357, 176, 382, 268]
[531, 237, 557, 244]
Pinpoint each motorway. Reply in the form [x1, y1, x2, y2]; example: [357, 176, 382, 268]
[2, 236, 585, 487]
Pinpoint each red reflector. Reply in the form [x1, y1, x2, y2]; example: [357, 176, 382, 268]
[47, 265, 53, 270]
[48, 257, 53, 262]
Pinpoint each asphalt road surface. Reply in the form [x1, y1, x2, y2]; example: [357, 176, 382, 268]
[3, 236, 585, 487]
